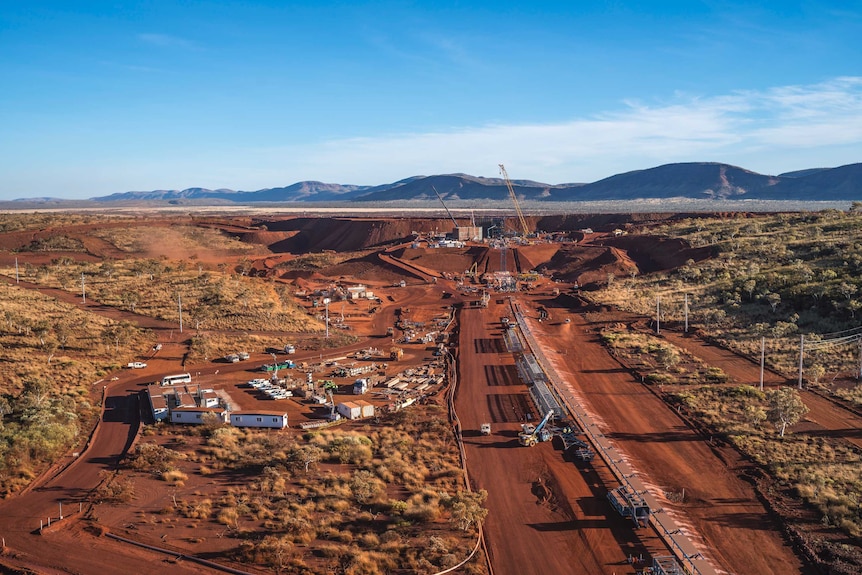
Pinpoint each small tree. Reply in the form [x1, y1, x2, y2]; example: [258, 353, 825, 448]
[766, 292, 781, 313]
[807, 364, 826, 386]
[654, 346, 680, 371]
[767, 387, 808, 437]
[349, 469, 383, 505]
[289, 444, 323, 474]
[444, 489, 488, 531]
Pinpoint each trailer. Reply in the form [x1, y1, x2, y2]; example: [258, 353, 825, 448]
[230, 411, 289, 429]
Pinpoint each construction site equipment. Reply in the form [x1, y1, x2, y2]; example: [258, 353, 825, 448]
[390, 347, 403, 361]
[319, 380, 340, 421]
[607, 484, 650, 527]
[558, 427, 594, 461]
[432, 186, 459, 228]
[466, 261, 479, 279]
[518, 410, 554, 446]
[498, 164, 530, 237]
[480, 423, 492, 435]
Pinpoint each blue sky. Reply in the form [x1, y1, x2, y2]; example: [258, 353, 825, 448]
[1, 1, 861, 200]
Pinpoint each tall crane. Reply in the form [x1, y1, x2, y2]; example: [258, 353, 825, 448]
[432, 186, 459, 228]
[498, 164, 530, 237]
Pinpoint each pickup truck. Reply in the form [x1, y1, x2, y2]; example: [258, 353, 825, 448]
[127, 362, 147, 369]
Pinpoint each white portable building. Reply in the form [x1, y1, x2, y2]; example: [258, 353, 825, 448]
[336, 402, 362, 420]
[230, 411, 288, 429]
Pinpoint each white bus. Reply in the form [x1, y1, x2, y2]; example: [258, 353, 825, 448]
[161, 373, 192, 386]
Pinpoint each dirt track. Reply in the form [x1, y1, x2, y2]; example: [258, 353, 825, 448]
[455, 299, 667, 574]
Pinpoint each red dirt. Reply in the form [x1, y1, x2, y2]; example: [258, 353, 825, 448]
[0, 214, 853, 575]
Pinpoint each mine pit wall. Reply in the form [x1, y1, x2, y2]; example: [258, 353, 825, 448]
[251, 217, 458, 253]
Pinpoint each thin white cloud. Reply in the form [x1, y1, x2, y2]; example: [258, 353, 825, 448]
[138, 33, 198, 50]
[266, 76, 862, 184]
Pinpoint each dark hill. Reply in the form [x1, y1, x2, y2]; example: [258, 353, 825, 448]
[77, 161, 862, 204]
[354, 173, 556, 202]
[548, 163, 780, 201]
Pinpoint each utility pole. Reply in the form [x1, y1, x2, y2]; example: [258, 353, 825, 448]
[15, 256, 19, 283]
[178, 294, 183, 333]
[798, 334, 805, 389]
[81, 273, 86, 303]
[684, 293, 689, 334]
[759, 337, 765, 391]
[656, 295, 661, 335]
[323, 298, 330, 339]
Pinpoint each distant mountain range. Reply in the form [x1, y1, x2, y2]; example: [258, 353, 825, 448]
[16, 162, 862, 204]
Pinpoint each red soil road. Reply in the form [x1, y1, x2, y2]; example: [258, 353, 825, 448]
[0, 370, 215, 575]
[652, 326, 862, 452]
[524, 302, 813, 575]
[455, 300, 667, 575]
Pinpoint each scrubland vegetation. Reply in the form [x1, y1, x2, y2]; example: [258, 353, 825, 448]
[598, 210, 862, 385]
[595, 210, 862, 543]
[3, 255, 320, 333]
[115, 406, 486, 574]
[0, 282, 147, 494]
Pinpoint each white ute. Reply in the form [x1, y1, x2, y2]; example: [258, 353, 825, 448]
[127, 362, 147, 369]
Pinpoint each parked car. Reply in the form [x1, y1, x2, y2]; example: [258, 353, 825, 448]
[127, 362, 147, 369]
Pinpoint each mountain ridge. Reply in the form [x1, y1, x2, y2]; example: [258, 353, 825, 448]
[18, 161, 862, 203]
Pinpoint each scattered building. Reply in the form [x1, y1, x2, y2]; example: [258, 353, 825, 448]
[170, 406, 228, 425]
[456, 226, 483, 242]
[230, 411, 289, 429]
[337, 401, 363, 420]
[353, 378, 369, 395]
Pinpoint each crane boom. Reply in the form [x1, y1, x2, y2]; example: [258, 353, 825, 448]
[432, 186, 459, 228]
[498, 164, 529, 236]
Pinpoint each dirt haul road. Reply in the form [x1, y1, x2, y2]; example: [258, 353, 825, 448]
[523, 299, 813, 575]
[455, 299, 667, 575]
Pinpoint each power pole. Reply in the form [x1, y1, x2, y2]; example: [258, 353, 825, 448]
[178, 294, 183, 333]
[684, 293, 689, 334]
[656, 295, 660, 335]
[759, 337, 765, 391]
[15, 256, 19, 283]
[81, 273, 86, 303]
[798, 334, 804, 389]
[324, 298, 330, 339]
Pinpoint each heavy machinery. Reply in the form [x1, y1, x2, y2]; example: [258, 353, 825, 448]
[498, 164, 530, 237]
[465, 261, 479, 280]
[432, 186, 459, 229]
[322, 380, 341, 421]
[390, 346, 403, 361]
[518, 410, 555, 446]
